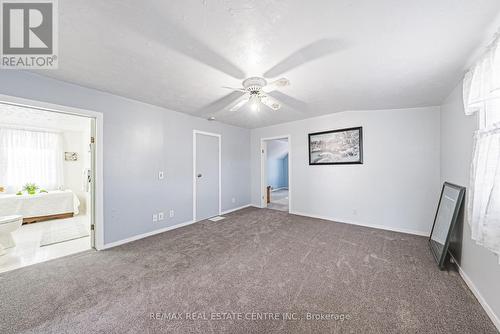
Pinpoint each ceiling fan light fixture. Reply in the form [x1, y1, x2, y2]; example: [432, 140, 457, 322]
[222, 76, 290, 113]
[249, 94, 261, 112]
[273, 78, 290, 87]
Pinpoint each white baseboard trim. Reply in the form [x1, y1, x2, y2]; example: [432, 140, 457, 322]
[221, 204, 252, 215]
[102, 219, 196, 250]
[290, 210, 429, 237]
[101, 205, 253, 250]
[456, 263, 500, 331]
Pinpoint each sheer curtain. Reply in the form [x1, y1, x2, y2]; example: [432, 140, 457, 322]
[463, 36, 500, 258]
[0, 128, 64, 192]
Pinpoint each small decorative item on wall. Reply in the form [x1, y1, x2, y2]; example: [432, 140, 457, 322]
[65, 152, 79, 161]
[308, 126, 363, 165]
[429, 182, 466, 270]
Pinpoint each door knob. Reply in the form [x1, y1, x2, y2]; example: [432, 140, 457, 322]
[197, 173, 202, 178]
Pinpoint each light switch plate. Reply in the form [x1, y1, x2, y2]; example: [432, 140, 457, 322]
[158, 212, 164, 221]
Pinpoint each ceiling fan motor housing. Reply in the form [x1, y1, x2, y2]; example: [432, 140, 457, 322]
[243, 77, 267, 94]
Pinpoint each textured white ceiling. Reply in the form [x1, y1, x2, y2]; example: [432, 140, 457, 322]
[32, 0, 500, 128]
[0, 104, 90, 132]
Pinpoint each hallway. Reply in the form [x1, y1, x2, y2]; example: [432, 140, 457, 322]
[267, 188, 289, 212]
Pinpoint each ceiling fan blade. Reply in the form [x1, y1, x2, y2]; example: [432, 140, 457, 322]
[263, 78, 290, 92]
[230, 96, 250, 111]
[107, 2, 246, 80]
[199, 91, 246, 116]
[267, 91, 308, 113]
[222, 86, 247, 92]
[263, 39, 347, 78]
[260, 94, 281, 111]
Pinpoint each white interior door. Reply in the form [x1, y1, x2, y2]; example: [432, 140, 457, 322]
[194, 132, 220, 221]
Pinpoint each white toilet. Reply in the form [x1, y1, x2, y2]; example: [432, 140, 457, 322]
[0, 215, 23, 254]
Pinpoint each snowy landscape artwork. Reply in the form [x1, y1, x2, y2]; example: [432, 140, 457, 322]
[308, 127, 363, 165]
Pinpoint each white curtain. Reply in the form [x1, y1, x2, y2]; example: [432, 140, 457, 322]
[0, 128, 64, 192]
[463, 36, 500, 258]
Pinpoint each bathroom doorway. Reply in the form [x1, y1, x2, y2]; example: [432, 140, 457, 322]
[0, 98, 101, 273]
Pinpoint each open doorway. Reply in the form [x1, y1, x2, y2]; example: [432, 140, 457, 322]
[261, 137, 290, 212]
[0, 103, 96, 273]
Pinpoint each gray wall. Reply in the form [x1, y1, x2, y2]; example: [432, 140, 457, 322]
[0, 71, 251, 244]
[440, 83, 500, 323]
[251, 107, 441, 235]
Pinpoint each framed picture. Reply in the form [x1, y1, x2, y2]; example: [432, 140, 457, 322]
[429, 182, 466, 270]
[308, 126, 363, 165]
[65, 152, 79, 161]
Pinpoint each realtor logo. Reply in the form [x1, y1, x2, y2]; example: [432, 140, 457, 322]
[1, 0, 58, 68]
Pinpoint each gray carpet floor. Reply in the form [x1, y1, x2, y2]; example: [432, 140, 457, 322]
[0, 207, 497, 334]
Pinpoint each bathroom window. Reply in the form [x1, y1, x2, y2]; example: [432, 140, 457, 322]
[0, 128, 64, 192]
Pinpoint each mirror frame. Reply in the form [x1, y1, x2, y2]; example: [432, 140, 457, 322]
[429, 182, 466, 270]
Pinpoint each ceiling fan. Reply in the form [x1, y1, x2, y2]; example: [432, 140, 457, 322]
[221, 76, 291, 112]
[197, 39, 346, 120]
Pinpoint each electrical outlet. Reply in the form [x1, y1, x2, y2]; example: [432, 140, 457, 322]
[169, 210, 174, 218]
[232, 197, 236, 203]
[158, 171, 164, 180]
[158, 212, 164, 221]
[152, 214, 158, 222]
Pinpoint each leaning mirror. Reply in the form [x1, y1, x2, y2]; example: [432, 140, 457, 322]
[429, 182, 465, 270]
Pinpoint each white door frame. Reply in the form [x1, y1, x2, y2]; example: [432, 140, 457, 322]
[193, 130, 221, 222]
[260, 135, 291, 212]
[0, 94, 105, 250]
